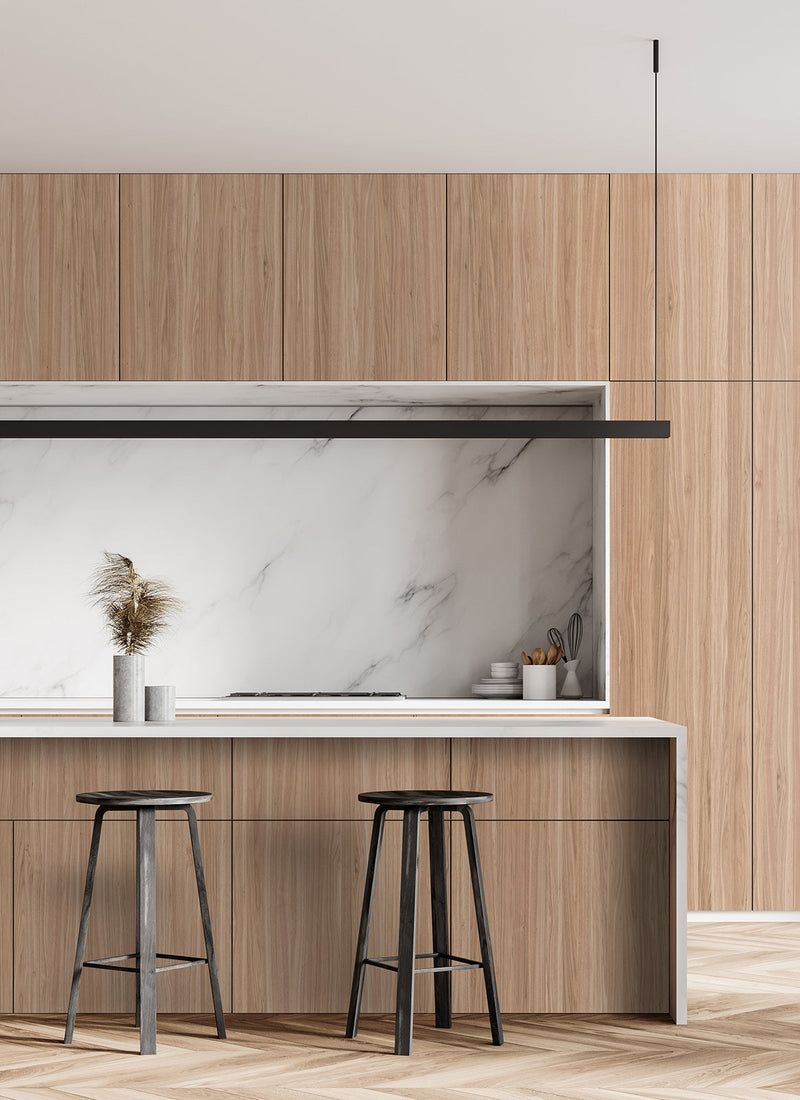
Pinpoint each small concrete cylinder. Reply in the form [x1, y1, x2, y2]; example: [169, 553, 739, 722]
[145, 684, 176, 722]
[113, 654, 145, 722]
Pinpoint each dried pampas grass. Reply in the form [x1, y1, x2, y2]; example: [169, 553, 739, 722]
[89, 552, 182, 655]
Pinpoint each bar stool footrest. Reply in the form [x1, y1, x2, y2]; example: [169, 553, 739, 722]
[364, 951, 483, 975]
[83, 952, 209, 974]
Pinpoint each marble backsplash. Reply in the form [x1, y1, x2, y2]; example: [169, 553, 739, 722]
[0, 407, 595, 698]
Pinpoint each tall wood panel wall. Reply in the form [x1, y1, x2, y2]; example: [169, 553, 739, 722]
[0, 173, 797, 922]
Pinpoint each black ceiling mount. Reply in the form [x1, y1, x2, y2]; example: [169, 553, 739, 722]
[0, 419, 671, 440]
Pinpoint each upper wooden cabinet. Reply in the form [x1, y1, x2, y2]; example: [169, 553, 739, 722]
[754, 175, 800, 379]
[658, 175, 751, 380]
[283, 174, 445, 381]
[610, 175, 655, 381]
[447, 174, 608, 381]
[0, 175, 118, 381]
[120, 175, 281, 381]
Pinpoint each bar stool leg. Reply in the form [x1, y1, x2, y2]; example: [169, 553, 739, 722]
[428, 808, 451, 1028]
[395, 807, 421, 1056]
[64, 807, 106, 1044]
[346, 805, 387, 1038]
[185, 806, 226, 1039]
[137, 807, 157, 1055]
[461, 806, 503, 1046]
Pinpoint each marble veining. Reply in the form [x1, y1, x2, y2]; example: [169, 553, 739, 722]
[0, 405, 596, 699]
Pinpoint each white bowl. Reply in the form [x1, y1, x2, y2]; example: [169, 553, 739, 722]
[490, 663, 520, 679]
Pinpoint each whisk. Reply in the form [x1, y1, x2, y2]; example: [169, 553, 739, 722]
[547, 627, 566, 659]
[566, 613, 583, 661]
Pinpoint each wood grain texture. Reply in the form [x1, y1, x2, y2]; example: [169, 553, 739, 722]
[0, 174, 118, 380]
[447, 174, 608, 381]
[6, 924, 800, 1094]
[0, 738, 230, 820]
[659, 174, 751, 380]
[120, 174, 281, 380]
[610, 174, 655, 381]
[610, 382, 752, 910]
[451, 738, 669, 820]
[284, 174, 445, 381]
[0, 823, 11, 1012]
[754, 175, 800, 379]
[14, 819, 231, 1013]
[452, 820, 669, 1013]
[754, 383, 800, 908]
[233, 738, 449, 819]
[233, 820, 435, 1012]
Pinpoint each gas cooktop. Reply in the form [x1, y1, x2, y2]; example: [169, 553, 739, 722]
[228, 691, 406, 699]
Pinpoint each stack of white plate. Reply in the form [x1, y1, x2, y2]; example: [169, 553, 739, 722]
[472, 662, 522, 699]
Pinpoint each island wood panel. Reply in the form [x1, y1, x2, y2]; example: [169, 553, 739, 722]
[754, 383, 800, 907]
[120, 174, 281, 380]
[14, 819, 231, 1013]
[283, 174, 445, 381]
[451, 738, 669, 820]
[447, 174, 608, 381]
[610, 382, 752, 910]
[233, 738, 449, 820]
[0, 739, 231, 820]
[0, 823, 12, 1012]
[0, 174, 118, 381]
[753, 175, 800, 379]
[659, 174, 751, 380]
[610, 174, 655, 381]
[233, 820, 436, 1012]
[451, 820, 669, 1012]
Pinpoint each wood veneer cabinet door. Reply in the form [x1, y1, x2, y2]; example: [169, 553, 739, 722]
[610, 174, 655, 381]
[451, 738, 669, 820]
[0, 738, 231, 820]
[120, 174, 281, 380]
[0, 823, 12, 1012]
[0, 175, 118, 380]
[754, 175, 800, 379]
[658, 175, 751, 380]
[14, 819, 231, 1013]
[447, 174, 608, 381]
[754, 383, 800, 907]
[451, 821, 668, 1012]
[233, 738, 448, 819]
[233, 820, 434, 1012]
[610, 382, 752, 910]
[284, 174, 445, 380]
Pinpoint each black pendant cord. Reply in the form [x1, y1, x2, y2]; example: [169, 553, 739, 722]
[654, 38, 659, 421]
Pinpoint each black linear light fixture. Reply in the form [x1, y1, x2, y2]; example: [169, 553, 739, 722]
[1, 44, 668, 442]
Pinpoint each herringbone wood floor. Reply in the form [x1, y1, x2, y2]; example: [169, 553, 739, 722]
[1, 924, 799, 1099]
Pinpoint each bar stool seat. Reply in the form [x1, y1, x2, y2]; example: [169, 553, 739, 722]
[346, 789, 503, 1055]
[64, 789, 225, 1055]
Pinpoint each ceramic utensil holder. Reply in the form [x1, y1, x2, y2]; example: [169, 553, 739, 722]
[560, 659, 583, 699]
[145, 684, 176, 722]
[113, 654, 145, 722]
[523, 664, 556, 701]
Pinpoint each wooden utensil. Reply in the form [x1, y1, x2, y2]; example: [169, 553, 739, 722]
[521, 651, 533, 665]
[546, 644, 559, 665]
[532, 647, 547, 665]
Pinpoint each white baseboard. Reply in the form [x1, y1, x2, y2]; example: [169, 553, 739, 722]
[689, 911, 800, 922]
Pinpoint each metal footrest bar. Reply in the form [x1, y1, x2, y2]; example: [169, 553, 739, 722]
[83, 951, 209, 974]
[363, 951, 484, 975]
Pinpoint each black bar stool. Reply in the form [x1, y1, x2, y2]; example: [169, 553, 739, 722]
[64, 790, 226, 1055]
[346, 789, 503, 1055]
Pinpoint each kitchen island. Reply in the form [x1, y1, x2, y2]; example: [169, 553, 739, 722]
[0, 710, 685, 1024]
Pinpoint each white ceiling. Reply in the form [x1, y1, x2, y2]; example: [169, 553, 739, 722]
[1, 0, 799, 172]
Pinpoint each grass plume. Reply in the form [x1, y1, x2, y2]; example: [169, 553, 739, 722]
[89, 552, 182, 656]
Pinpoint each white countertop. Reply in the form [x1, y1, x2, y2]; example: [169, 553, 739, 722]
[0, 714, 684, 739]
[0, 696, 610, 718]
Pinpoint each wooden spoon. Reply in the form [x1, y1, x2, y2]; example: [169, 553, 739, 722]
[532, 647, 547, 665]
[521, 651, 533, 665]
[546, 644, 559, 665]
